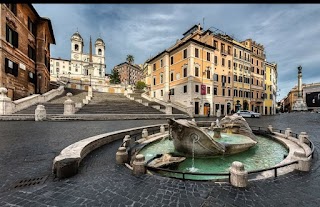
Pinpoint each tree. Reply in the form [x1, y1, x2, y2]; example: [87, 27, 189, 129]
[126, 55, 134, 85]
[136, 81, 146, 90]
[109, 69, 120, 84]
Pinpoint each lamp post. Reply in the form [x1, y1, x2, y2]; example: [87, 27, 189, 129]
[38, 73, 42, 94]
[68, 72, 71, 84]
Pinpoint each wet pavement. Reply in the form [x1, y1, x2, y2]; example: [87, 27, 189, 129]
[0, 113, 319, 206]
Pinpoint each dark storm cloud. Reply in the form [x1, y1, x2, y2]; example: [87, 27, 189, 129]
[34, 4, 320, 100]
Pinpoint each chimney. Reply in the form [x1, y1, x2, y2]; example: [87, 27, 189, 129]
[198, 23, 201, 30]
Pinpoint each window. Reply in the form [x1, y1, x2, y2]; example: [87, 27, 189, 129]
[5, 4, 17, 15]
[239, 51, 242, 58]
[228, 76, 231, 83]
[153, 92, 156, 97]
[222, 58, 225, 67]
[161, 90, 163, 96]
[28, 45, 36, 61]
[256, 92, 259, 99]
[256, 60, 258, 66]
[160, 59, 163, 67]
[207, 52, 210, 61]
[239, 90, 243, 97]
[213, 40, 218, 49]
[28, 71, 36, 84]
[234, 48, 236, 57]
[28, 17, 36, 36]
[195, 67, 199, 77]
[239, 76, 243, 82]
[234, 89, 238, 97]
[6, 24, 18, 48]
[256, 80, 259, 85]
[160, 73, 163, 83]
[153, 63, 156, 71]
[170, 72, 174, 81]
[214, 56, 218, 65]
[195, 48, 199, 58]
[228, 46, 231, 55]
[206, 70, 210, 79]
[257, 68, 259, 74]
[98, 49, 102, 55]
[170, 56, 174, 65]
[214, 74, 218, 81]
[251, 67, 254, 72]
[221, 43, 225, 52]
[234, 75, 237, 82]
[270, 94, 273, 100]
[183, 68, 187, 77]
[222, 89, 225, 96]
[153, 77, 156, 85]
[170, 88, 175, 95]
[195, 85, 199, 93]
[228, 60, 231, 68]
[213, 87, 217, 95]
[262, 70, 265, 75]
[228, 89, 231, 96]
[183, 49, 187, 59]
[4, 58, 18, 77]
[207, 86, 210, 94]
[183, 85, 187, 93]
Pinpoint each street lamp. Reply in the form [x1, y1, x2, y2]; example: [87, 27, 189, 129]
[68, 72, 71, 84]
[38, 73, 42, 94]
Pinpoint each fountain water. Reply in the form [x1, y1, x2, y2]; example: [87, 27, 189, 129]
[187, 134, 199, 172]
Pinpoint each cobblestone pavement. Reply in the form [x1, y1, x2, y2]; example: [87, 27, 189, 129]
[0, 113, 319, 206]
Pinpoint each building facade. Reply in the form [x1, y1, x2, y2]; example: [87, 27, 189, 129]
[265, 62, 277, 115]
[113, 62, 144, 85]
[145, 24, 276, 116]
[0, 3, 55, 100]
[50, 32, 106, 83]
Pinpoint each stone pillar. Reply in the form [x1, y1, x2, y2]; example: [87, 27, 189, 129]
[142, 129, 148, 139]
[298, 132, 310, 145]
[35, 105, 46, 121]
[132, 154, 146, 175]
[0, 87, 13, 115]
[123, 135, 131, 148]
[229, 161, 248, 187]
[88, 86, 93, 98]
[294, 151, 311, 172]
[267, 125, 273, 133]
[116, 147, 128, 164]
[284, 128, 292, 138]
[160, 125, 165, 134]
[64, 93, 75, 115]
[166, 103, 172, 115]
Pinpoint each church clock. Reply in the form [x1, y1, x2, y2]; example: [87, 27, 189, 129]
[73, 54, 79, 59]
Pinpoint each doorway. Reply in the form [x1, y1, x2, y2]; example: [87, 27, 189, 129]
[227, 102, 231, 114]
[195, 102, 199, 115]
[204, 103, 210, 116]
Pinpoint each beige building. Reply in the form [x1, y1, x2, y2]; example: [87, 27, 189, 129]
[0, 3, 55, 100]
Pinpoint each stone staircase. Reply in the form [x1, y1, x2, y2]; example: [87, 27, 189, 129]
[76, 92, 164, 114]
[128, 91, 187, 115]
[14, 88, 87, 114]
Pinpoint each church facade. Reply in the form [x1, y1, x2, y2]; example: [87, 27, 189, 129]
[50, 31, 106, 82]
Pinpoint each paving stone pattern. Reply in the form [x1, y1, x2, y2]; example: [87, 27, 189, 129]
[0, 113, 319, 206]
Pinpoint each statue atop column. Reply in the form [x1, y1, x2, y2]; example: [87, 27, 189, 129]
[292, 65, 308, 111]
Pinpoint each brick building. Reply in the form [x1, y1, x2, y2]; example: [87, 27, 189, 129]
[113, 62, 143, 85]
[0, 3, 55, 100]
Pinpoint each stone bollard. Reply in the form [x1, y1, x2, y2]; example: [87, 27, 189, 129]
[166, 103, 172, 115]
[267, 125, 273, 133]
[132, 154, 146, 175]
[284, 128, 292, 138]
[230, 161, 248, 187]
[64, 93, 75, 115]
[160, 125, 165, 134]
[294, 151, 311, 172]
[0, 87, 13, 115]
[35, 105, 46, 121]
[142, 129, 148, 139]
[299, 132, 310, 145]
[123, 135, 131, 148]
[116, 147, 128, 164]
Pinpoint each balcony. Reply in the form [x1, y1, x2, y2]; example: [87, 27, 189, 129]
[220, 50, 227, 56]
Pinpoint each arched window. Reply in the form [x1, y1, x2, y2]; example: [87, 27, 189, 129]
[98, 49, 102, 55]
[75, 44, 79, 51]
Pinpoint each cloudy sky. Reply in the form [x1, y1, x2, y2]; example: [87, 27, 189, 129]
[33, 4, 320, 100]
